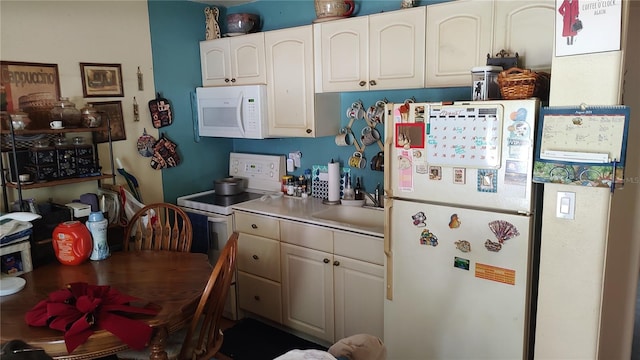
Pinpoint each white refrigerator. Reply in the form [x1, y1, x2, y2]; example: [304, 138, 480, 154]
[383, 99, 541, 359]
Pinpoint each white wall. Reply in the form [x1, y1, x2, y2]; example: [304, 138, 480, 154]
[1, 0, 163, 207]
[535, 0, 640, 358]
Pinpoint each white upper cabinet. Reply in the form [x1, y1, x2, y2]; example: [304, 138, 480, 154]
[200, 32, 266, 87]
[315, 7, 426, 92]
[493, 1, 555, 72]
[426, 0, 555, 87]
[265, 25, 340, 138]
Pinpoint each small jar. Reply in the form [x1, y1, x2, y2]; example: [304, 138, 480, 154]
[282, 175, 293, 193]
[80, 103, 102, 128]
[50, 97, 81, 127]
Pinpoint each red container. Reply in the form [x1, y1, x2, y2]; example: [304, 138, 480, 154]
[52, 221, 92, 265]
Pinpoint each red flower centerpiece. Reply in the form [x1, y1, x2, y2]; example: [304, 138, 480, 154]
[25, 282, 159, 353]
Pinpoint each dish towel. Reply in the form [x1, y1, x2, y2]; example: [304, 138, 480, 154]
[25, 282, 159, 353]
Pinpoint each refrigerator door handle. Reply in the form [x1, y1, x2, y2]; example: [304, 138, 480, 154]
[384, 197, 393, 300]
[383, 103, 393, 199]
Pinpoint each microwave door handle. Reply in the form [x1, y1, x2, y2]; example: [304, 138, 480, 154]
[236, 92, 245, 137]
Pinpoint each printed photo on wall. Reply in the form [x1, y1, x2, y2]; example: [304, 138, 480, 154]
[555, 0, 622, 57]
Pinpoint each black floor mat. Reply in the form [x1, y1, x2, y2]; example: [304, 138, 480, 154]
[219, 318, 327, 360]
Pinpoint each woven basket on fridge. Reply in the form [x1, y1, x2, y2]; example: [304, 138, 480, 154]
[497, 67, 550, 100]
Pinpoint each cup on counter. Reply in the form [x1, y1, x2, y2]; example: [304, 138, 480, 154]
[335, 128, 353, 146]
[348, 151, 366, 169]
[361, 126, 380, 146]
[50, 120, 63, 129]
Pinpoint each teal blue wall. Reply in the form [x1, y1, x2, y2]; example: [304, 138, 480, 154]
[149, 0, 467, 201]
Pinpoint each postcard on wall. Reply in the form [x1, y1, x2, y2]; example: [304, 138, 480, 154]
[555, 0, 622, 57]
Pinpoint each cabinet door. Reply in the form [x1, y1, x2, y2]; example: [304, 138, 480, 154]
[333, 255, 384, 341]
[425, 0, 493, 87]
[493, 0, 555, 72]
[265, 26, 316, 137]
[229, 32, 266, 85]
[369, 7, 426, 90]
[200, 39, 231, 86]
[281, 242, 334, 342]
[316, 17, 369, 92]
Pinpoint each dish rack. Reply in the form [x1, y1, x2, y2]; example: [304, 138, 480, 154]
[497, 67, 550, 100]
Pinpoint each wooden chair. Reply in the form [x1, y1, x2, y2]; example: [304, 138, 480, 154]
[123, 203, 192, 252]
[118, 232, 238, 360]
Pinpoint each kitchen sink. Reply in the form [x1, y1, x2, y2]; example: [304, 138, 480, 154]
[311, 205, 384, 233]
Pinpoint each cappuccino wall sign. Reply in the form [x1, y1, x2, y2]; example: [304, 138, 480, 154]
[80, 62, 124, 97]
[0, 61, 61, 126]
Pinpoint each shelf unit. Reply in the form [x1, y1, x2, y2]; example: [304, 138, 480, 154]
[1, 124, 116, 212]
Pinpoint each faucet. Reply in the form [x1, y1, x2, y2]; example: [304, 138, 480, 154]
[364, 192, 379, 207]
[364, 183, 383, 208]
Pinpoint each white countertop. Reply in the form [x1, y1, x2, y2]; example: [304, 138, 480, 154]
[232, 195, 384, 238]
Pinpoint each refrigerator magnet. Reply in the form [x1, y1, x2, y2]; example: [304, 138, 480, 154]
[454, 240, 471, 253]
[454, 257, 470, 270]
[488, 220, 520, 244]
[484, 239, 502, 252]
[453, 168, 466, 184]
[448, 214, 461, 228]
[411, 212, 427, 227]
[419, 229, 438, 246]
[429, 166, 442, 180]
[477, 169, 498, 192]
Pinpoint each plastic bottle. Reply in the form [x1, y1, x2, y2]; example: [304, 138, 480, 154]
[304, 169, 312, 195]
[52, 221, 93, 265]
[86, 211, 110, 261]
[343, 175, 355, 200]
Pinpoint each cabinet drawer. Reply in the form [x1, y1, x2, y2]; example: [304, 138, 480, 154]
[235, 212, 279, 240]
[334, 231, 384, 265]
[237, 233, 280, 282]
[238, 271, 282, 324]
[280, 221, 332, 253]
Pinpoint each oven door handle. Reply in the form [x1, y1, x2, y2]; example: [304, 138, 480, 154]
[207, 217, 228, 223]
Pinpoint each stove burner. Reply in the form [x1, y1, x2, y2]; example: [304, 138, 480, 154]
[186, 191, 264, 208]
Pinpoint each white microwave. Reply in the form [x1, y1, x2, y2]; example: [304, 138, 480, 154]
[196, 85, 269, 139]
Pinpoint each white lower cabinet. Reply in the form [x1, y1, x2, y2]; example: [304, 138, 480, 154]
[333, 254, 384, 341]
[281, 242, 335, 342]
[235, 211, 384, 343]
[280, 220, 384, 343]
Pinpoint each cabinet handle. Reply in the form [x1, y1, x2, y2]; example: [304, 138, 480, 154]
[252, 254, 259, 260]
[323, 258, 330, 264]
[231, 78, 236, 83]
[333, 260, 340, 266]
[369, 80, 377, 86]
[306, 129, 312, 134]
[251, 224, 258, 229]
[225, 78, 230, 83]
[254, 295, 261, 301]
[359, 81, 367, 87]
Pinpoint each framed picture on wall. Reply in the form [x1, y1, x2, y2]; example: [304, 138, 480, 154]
[90, 100, 126, 143]
[80, 63, 124, 97]
[1, 61, 61, 129]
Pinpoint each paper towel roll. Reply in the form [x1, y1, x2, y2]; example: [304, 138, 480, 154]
[327, 160, 341, 202]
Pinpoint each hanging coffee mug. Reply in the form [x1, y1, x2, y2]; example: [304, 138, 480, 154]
[335, 128, 352, 146]
[361, 127, 380, 146]
[370, 151, 384, 171]
[348, 151, 366, 169]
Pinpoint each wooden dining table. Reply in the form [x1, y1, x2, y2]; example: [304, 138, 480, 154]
[0, 250, 212, 360]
